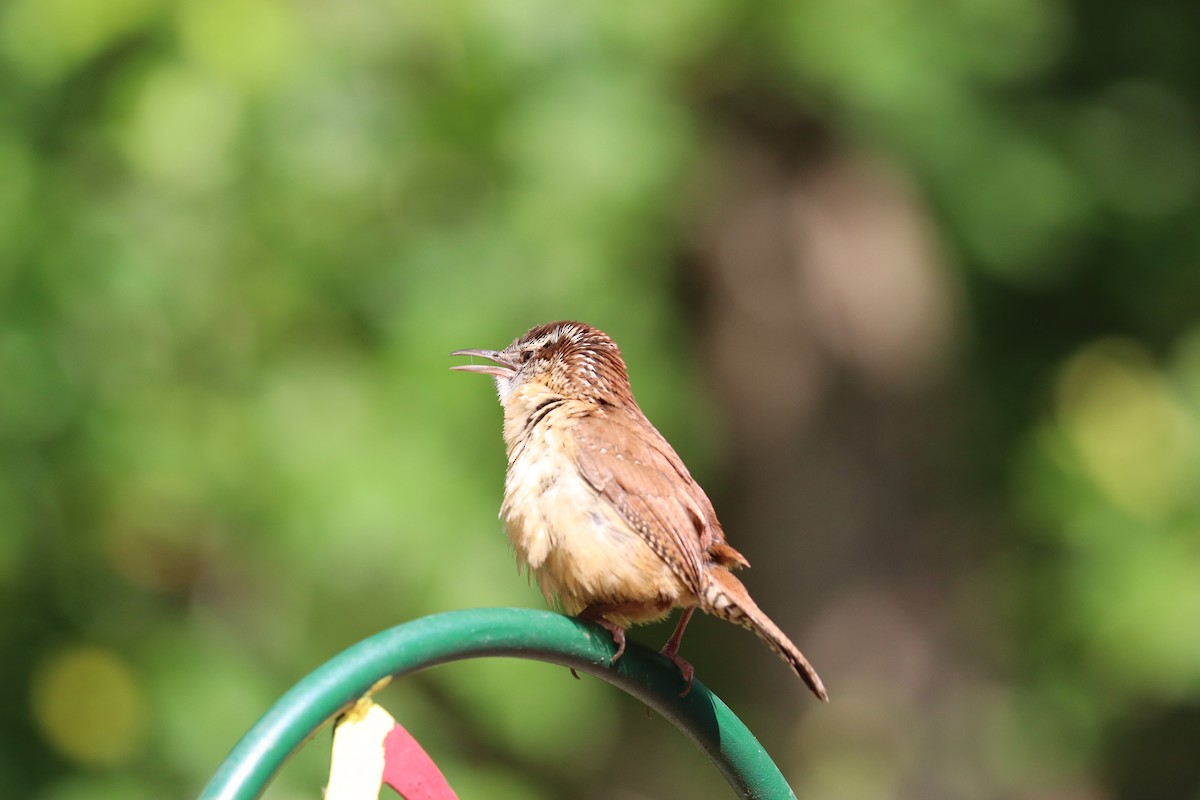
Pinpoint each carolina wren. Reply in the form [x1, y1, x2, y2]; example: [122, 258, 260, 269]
[451, 321, 827, 700]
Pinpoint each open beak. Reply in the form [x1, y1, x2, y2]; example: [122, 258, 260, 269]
[449, 348, 517, 379]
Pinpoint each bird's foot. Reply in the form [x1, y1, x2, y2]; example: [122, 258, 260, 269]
[660, 644, 695, 697]
[577, 606, 629, 664]
[660, 606, 697, 696]
[597, 618, 627, 662]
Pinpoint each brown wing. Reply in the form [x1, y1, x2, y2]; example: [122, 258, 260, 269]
[572, 405, 746, 593]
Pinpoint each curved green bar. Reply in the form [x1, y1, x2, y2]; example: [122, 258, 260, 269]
[199, 608, 797, 800]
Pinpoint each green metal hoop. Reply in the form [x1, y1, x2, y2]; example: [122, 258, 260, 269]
[199, 608, 798, 799]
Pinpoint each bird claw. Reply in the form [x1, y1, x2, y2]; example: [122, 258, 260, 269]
[661, 648, 695, 697]
[597, 619, 627, 663]
[577, 609, 628, 664]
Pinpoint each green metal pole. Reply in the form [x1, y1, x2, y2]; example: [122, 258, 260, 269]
[199, 608, 798, 800]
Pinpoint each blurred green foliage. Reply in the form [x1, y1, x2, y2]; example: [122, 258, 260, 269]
[2, 0, 1198, 798]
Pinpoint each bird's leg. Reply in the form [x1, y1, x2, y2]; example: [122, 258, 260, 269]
[661, 607, 697, 696]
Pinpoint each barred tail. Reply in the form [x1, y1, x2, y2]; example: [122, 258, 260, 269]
[702, 568, 828, 702]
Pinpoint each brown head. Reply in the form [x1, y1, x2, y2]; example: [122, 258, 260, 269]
[450, 321, 635, 407]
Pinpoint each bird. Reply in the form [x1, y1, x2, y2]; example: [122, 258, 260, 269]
[451, 320, 827, 700]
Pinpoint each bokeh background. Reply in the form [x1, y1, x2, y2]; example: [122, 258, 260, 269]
[3, 0, 1199, 798]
